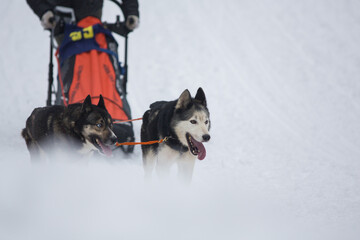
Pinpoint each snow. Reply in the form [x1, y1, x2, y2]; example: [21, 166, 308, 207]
[1, 0, 360, 239]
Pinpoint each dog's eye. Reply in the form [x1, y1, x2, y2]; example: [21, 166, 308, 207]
[190, 120, 197, 124]
[205, 120, 209, 124]
[96, 123, 103, 128]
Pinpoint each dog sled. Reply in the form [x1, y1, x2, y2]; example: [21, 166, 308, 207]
[46, 0, 135, 153]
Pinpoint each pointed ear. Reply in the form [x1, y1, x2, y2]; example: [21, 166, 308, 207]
[83, 95, 92, 105]
[81, 95, 92, 112]
[97, 95, 106, 109]
[194, 87, 207, 107]
[175, 89, 192, 110]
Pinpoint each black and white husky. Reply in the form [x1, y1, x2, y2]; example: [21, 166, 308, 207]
[141, 88, 211, 182]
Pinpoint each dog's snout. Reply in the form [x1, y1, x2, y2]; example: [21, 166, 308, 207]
[109, 133, 118, 145]
[202, 134, 211, 142]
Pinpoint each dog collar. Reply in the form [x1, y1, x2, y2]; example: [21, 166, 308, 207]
[166, 136, 189, 153]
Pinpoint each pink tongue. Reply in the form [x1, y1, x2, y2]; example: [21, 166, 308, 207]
[98, 141, 113, 157]
[191, 137, 206, 160]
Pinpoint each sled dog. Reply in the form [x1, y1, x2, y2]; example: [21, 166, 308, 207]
[141, 87, 211, 182]
[22, 95, 117, 161]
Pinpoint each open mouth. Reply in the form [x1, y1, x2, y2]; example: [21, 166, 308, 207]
[92, 137, 113, 157]
[186, 133, 206, 160]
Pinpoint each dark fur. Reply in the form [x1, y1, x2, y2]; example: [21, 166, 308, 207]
[22, 95, 116, 160]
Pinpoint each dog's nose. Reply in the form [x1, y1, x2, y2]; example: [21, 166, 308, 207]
[110, 135, 118, 145]
[202, 134, 211, 142]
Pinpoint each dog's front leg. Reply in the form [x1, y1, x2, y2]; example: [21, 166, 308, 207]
[143, 149, 156, 181]
[155, 145, 176, 180]
[156, 157, 174, 180]
[177, 155, 196, 184]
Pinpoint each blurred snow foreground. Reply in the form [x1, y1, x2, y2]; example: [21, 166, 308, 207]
[0, 156, 359, 240]
[1, 0, 360, 239]
[0, 157, 355, 240]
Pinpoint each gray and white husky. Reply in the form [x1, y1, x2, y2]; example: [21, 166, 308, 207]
[141, 88, 211, 182]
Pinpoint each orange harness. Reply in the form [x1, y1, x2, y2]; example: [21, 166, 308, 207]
[115, 137, 169, 146]
[113, 117, 143, 124]
[114, 117, 168, 146]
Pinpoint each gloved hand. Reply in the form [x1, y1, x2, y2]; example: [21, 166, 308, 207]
[125, 15, 139, 30]
[41, 10, 56, 30]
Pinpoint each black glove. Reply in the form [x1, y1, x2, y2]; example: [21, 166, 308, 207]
[125, 15, 139, 30]
[41, 10, 56, 30]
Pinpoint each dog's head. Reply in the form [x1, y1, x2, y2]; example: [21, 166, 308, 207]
[77, 95, 117, 156]
[172, 87, 211, 160]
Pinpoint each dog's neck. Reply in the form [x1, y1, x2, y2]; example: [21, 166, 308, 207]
[166, 137, 188, 153]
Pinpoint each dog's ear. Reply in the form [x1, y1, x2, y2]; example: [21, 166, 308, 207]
[194, 87, 207, 107]
[175, 89, 192, 110]
[83, 95, 92, 105]
[81, 95, 92, 112]
[97, 95, 106, 109]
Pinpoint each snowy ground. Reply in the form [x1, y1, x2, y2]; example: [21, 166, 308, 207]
[1, 0, 360, 239]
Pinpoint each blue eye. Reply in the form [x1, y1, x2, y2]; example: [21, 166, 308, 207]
[96, 123, 103, 128]
[190, 120, 197, 124]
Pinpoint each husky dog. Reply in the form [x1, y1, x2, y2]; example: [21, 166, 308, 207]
[141, 88, 211, 182]
[22, 95, 117, 161]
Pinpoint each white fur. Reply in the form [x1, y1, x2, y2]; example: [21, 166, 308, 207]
[79, 127, 116, 156]
[143, 145, 196, 184]
[77, 139, 98, 156]
[173, 109, 210, 146]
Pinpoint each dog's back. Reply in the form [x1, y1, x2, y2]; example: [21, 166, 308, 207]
[140, 100, 176, 155]
[22, 105, 66, 160]
[23, 106, 66, 139]
[140, 102, 160, 157]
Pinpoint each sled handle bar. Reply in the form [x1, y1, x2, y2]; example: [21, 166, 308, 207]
[105, 0, 131, 93]
[103, 18, 130, 37]
[105, 0, 132, 37]
[49, 16, 130, 38]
